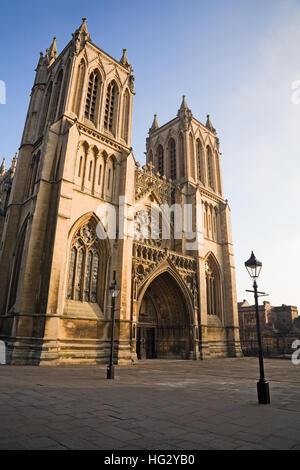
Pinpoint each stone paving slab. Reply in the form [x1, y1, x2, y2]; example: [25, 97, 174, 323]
[0, 357, 300, 450]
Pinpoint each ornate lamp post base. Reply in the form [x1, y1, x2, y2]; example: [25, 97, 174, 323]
[257, 379, 270, 405]
[107, 364, 115, 380]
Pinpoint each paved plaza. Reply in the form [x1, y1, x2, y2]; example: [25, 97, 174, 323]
[0, 357, 300, 450]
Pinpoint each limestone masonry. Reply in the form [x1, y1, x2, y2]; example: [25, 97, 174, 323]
[0, 19, 242, 364]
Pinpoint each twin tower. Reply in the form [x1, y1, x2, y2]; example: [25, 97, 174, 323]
[0, 19, 242, 364]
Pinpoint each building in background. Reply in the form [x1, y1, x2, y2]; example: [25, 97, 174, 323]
[238, 300, 299, 357]
[0, 19, 242, 365]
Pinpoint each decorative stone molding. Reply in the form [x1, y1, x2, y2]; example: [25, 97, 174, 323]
[135, 162, 173, 203]
[77, 123, 129, 152]
[132, 241, 198, 305]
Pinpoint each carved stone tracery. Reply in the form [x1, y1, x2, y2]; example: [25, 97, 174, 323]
[135, 163, 173, 203]
[132, 241, 198, 307]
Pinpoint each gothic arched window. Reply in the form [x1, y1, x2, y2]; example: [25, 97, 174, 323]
[85, 70, 100, 123]
[26, 152, 40, 197]
[39, 82, 53, 136]
[73, 59, 86, 116]
[67, 223, 101, 303]
[121, 88, 130, 142]
[8, 220, 28, 311]
[215, 153, 222, 195]
[58, 60, 71, 117]
[197, 139, 204, 183]
[169, 139, 176, 180]
[104, 81, 117, 133]
[205, 256, 221, 317]
[189, 134, 195, 180]
[179, 134, 185, 177]
[207, 146, 215, 190]
[49, 70, 63, 122]
[157, 145, 164, 176]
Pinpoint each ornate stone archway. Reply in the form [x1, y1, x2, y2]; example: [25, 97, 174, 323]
[136, 271, 193, 359]
[132, 241, 198, 360]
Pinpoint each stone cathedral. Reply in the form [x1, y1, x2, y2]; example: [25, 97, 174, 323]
[0, 20, 242, 365]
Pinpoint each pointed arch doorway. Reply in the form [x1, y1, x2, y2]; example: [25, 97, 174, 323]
[136, 271, 193, 360]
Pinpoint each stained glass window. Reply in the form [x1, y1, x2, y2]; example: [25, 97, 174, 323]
[205, 258, 221, 316]
[67, 223, 100, 303]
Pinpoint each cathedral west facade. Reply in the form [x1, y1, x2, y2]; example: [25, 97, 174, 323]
[0, 20, 242, 365]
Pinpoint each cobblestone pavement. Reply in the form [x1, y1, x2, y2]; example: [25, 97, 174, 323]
[0, 357, 300, 450]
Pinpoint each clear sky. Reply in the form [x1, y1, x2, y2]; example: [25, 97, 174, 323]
[1, 0, 299, 308]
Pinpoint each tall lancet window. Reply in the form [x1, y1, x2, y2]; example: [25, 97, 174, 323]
[104, 81, 117, 133]
[215, 153, 222, 195]
[38, 82, 52, 136]
[67, 223, 100, 303]
[169, 139, 176, 180]
[73, 59, 86, 116]
[121, 89, 130, 142]
[197, 140, 203, 183]
[179, 134, 185, 177]
[58, 60, 71, 117]
[207, 146, 215, 190]
[49, 70, 63, 122]
[85, 70, 100, 123]
[157, 145, 164, 176]
[8, 220, 28, 310]
[205, 256, 221, 317]
[189, 134, 195, 180]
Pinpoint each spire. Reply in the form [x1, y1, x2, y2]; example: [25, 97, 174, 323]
[177, 95, 192, 131]
[179, 95, 189, 111]
[120, 49, 132, 71]
[76, 18, 90, 37]
[0, 158, 5, 176]
[205, 114, 216, 134]
[72, 18, 91, 52]
[46, 37, 57, 64]
[149, 114, 159, 133]
[36, 51, 44, 68]
[11, 153, 18, 175]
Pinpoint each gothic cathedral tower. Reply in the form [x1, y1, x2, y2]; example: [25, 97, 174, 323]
[0, 20, 242, 364]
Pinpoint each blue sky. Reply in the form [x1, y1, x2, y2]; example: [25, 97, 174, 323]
[1, 0, 300, 308]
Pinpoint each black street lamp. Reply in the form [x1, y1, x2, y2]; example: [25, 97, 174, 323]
[107, 280, 121, 380]
[245, 252, 270, 404]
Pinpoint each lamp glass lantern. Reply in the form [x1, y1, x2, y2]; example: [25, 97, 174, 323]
[245, 251, 262, 280]
[110, 281, 121, 298]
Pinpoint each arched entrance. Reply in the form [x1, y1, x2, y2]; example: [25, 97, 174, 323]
[136, 271, 193, 360]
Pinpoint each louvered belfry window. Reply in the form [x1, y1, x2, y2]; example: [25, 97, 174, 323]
[85, 70, 99, 123]
[157, 145, 164, 176]
[197, 140, 203, 182]
[104, 81, 116, 132]
[170, 139, 176, 180]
